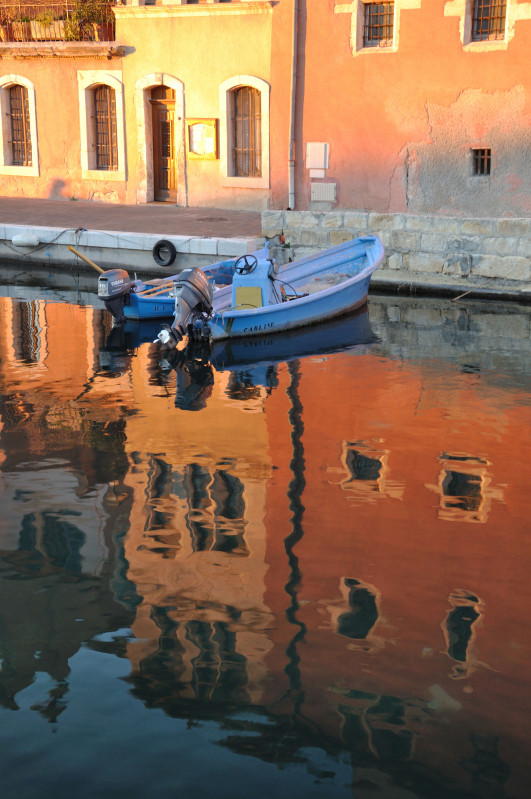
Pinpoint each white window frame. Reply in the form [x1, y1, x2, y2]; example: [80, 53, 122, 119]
[334, 1, 422, 55]
[77, 70, 126, 181]
[219, 75, 270, 189]
[0, 75, 39, 177]
[444, 0, 531, 51]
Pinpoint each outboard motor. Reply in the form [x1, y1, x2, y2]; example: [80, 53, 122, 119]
[157, 268, 213, 347]
[98, 269, 133, 325]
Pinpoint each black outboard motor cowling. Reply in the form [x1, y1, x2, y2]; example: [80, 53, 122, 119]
[157, 268, 213, 347]
[98, 269, 133, 325]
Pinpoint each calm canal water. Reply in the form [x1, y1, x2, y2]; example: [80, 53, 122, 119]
[0, 284, 530, 799]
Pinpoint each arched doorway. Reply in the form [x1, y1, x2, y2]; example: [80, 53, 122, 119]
[150, 85, 176, 202]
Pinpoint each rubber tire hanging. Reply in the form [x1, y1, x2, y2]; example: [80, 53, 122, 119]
[152, 239, 177, 267]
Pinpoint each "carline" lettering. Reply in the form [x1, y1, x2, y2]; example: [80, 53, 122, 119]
[242, 322, 275, 333]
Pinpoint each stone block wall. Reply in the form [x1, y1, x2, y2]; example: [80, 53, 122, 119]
[262, 211, 531, 288]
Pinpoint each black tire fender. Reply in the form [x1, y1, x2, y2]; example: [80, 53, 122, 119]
[152, 239, 177, 267]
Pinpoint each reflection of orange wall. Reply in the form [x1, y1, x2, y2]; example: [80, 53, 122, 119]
[0, 298, 102, 399]
[261, 350, 531, 787]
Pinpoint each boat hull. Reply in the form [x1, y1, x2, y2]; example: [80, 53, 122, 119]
[125, 294, 176, 320]
[211, 304, 376, 371]
[208, 236, 384, 341]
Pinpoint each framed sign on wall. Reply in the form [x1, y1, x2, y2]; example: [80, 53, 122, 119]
[186, 119, 218, 160]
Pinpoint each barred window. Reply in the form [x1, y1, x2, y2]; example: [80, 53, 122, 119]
[93, 85, 118, 170]
[471, 0, 507, 41]
[363, 2, 395, 48]
[230, 86, 261, 178]
[472, 148, 491, 176]
[9, 85, 32, 166]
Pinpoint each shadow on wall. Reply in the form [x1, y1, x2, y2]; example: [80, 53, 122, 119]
[47, 179, 68, 199]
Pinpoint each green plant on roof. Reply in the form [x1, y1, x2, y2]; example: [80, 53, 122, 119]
[65, 0, 111, 40]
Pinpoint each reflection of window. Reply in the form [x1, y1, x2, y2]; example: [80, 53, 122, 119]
[211, 470, 248, 555]
[472, 0, 507, 41]
[328, 440, 404, 504]
[364, 2, 395, 48]
[337, 578, 379, 639]
[184, 464, 248, 555]
[344, 448, 382, 482]
[13, 300, 42, 363]
[426, 452, 504, 523]
[93, 85, 118, 170]
[442, 469, 482, 512]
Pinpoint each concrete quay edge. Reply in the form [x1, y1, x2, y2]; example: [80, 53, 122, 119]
[0, 222, 265, 274]
[0, 218, 530, 305]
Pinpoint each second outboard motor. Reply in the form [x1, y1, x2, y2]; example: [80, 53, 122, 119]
[98, 269, 133, 325]
[157, 268, 213, 347]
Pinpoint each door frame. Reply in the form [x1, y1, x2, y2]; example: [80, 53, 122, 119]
[135, 73, 186, 205]
[151, 92, 177, 202]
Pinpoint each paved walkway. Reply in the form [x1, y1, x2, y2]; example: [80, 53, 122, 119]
[0, 196, 263, 239]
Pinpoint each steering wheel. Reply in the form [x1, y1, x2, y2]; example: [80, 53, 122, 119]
[234, 254, 258, 275]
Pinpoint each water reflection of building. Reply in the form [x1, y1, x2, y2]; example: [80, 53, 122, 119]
[122, 365, 275, 707]
[1, 293, 530, 796]
[0, 297, 138, 718]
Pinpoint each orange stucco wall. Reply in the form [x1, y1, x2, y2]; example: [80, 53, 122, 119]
[279, 0, 531, 215]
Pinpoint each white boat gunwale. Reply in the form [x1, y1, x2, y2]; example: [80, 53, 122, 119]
[210, 236, 383, 321]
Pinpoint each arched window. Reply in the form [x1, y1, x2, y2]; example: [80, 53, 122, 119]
[230, 86, 261, 178]
[77, 70, 125, 180]
[219, 75, 269, 189]
[9, 85, 32, 166]
[93, 84, 118, 170]
[0, 76, 38, 176]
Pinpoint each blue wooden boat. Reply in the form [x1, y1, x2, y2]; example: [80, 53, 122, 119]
[88, 246, 268, 323]
[156, 235, 384, 347]
[120, 247, 269, 321]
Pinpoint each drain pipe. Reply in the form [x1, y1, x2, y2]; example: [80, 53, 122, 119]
[288, 0, 299, 210]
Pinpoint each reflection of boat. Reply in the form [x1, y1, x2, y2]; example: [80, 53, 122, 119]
[211, 305, 377, 372]
[98, 320, 162, 372]
[157, 236, 384, 346]
[162, 348, 215, 411]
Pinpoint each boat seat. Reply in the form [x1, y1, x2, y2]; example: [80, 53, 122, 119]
[234, 286, 263, 309]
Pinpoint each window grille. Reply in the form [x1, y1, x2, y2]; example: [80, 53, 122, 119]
[472, 148, 491, 175]
[9, 85, 32, 167]
[94, 85, 118, 170]
[231, 86, 261, 178]
[471, 0, 507, 41]
[363, 2, 394, 48]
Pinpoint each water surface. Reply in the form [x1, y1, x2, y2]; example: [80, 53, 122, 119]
[0, 288, 530, 798]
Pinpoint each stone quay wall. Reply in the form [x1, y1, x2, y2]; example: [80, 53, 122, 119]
[262, 211, 531, 292]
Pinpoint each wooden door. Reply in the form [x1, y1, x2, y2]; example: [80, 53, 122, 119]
[151, 86, 176, 203]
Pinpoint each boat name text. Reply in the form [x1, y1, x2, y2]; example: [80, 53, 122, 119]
[243, 322, 275, 333]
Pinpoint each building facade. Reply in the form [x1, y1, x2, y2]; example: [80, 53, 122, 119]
[0, 0, 530, 217]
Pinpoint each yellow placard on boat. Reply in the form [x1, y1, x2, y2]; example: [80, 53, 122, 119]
[234, 286, 263, 309]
